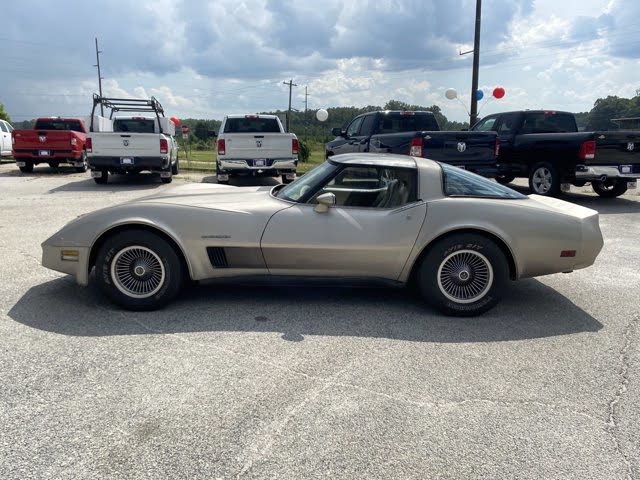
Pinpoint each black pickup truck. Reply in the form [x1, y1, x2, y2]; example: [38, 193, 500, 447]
[326, 111, 499, 177]
[471, 110, 639, 197]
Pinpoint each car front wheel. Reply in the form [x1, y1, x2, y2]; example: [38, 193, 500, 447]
[95, 230, 183, 310]
[417, 233, 508, 316]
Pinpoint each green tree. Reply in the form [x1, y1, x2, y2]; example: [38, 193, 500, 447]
[586, 91, 640, 130]
[0, 102, 10, 123]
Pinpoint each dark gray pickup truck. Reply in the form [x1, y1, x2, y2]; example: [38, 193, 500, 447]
[471, 110, 639, 197]
[326, 111, 499, 177]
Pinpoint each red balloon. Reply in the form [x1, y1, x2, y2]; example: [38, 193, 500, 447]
[493, 87, 505, 99]
[170, 116, 180, 126]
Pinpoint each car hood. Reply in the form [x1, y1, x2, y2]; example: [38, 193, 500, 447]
[132, 183, 288, 213]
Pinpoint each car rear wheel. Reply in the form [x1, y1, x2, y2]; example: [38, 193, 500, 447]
[529, 162, 560, 196]
[95, 230, 183, 310]
[496, 175, 515, 185]
[592, 179, 628, 198]
[18, 162, 34, 173]
[416, 233, 508, 316]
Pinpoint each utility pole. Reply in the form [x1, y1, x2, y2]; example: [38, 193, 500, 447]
[94, 37, 104, 115]
[469, 0, 482, 126]
[283, 79, 297, 132]
[304, 86, 309, 140]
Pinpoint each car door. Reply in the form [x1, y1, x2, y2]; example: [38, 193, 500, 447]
[261, 164, 427, 279]
[0, 121, 11, 155]
[494, 113, 521, 165]
[332, 116, 365, 155]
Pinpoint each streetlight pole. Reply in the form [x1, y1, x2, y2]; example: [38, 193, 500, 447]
[469, 0, 482, 127]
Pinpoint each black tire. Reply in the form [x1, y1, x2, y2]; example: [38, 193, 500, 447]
[171, 159, 179, 175]
[592, 179, 628, 198]
[160, 169, 173, 184]
[48, 161, 60, 169]
[95, 230, 183, 311]
[282, 174, 295, 184]
[528, 162, 561, 196]
[75, 152, 88, 173]
[496, 175, 515, 185]
[19, 162, 34, 173]
[93, 170, 108, 184]
[416, 233, 508, 317]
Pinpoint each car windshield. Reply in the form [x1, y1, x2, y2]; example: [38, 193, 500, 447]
[441, 163, 527, 199]
[276, 161, 338, 202]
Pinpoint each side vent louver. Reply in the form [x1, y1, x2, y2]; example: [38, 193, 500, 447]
[207, 247, 229, 268]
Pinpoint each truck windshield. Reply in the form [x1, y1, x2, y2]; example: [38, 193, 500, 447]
[113, 119, 156, 133]
[224, 117, 281, 133]
[35, 120, 83, 132]
[521, 112, 577, 133]
[377, 114, 439, 134]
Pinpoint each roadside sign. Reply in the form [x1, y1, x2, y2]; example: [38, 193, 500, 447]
[182, 133, 189, 140]
[181, 124, 189, 134]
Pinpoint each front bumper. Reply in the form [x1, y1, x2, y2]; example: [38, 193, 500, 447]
[41, 244, 91, 286]
[575, 164, 640, 181]
[88, 155, 170, 171]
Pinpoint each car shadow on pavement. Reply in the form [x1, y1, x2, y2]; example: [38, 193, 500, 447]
[9, 276, 602, 343]
[47, 174, 165, 193]
[0, 165, 82, 177]
[200, 175, 280, 187]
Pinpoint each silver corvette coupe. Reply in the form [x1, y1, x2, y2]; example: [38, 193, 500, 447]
[42, 154, 604, 316]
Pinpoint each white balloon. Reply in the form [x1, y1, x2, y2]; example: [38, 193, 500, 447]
[316, 109, 329, 122]
[445, 88, 458, 100]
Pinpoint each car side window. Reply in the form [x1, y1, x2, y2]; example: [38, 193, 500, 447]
[310, 166, 417, 209]
[346, 117, 364, 137]
[473, 116, 497, 132]
[359, 115, 377, 137]
[0, 122, 7, 133]
[497, 114, 519, 133]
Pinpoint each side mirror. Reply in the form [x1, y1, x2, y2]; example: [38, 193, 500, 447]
[314, 192, 336, 213]
[331, 127, 344, 137]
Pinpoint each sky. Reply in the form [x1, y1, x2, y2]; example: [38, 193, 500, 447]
[1, 0, 639, 124]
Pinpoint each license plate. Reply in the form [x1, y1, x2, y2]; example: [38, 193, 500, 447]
[628, 180, 637, 189]
[620, 165, 632, 174]
[39, 150, 50, 156]
[255, 159, 266, 167]
[120, 157, 134, 165]
[16, 161, 26, 167]
[91, 170, 102, 178]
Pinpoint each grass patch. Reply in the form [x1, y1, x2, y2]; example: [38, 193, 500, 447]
[180, 148, 325, 174]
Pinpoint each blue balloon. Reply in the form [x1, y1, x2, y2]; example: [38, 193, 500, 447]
[476, 90, 484, 101]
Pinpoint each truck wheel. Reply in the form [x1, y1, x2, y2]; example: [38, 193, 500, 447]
[75, 152, 88, 173]
[94, 170, 109, 184]
[160, 168, 173, 184]
[171, 159, 179, 175]
[19, 162, 34, 173]
[592, 179, 628, 198]
[48, 162, 59, 169]
[496, 175, 515, 185]
[282, 174, 295, 184]
[95, 229, 183, 311]
[529, 162, 560, 196]
[416, 233, 508, 317]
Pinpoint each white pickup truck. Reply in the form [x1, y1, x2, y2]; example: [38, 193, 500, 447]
[87, 96, 178, 185]
[216, 114, 298, 184]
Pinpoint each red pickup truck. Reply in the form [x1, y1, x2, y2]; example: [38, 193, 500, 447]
[12, 117, 88, 173]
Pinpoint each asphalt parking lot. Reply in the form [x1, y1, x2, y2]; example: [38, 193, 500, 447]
[0, 163, 638, 479]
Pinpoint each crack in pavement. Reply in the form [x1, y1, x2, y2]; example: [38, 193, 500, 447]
[606, 315, 638, 480]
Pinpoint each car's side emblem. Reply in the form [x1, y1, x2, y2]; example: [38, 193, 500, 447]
[256, 140, 262, 148]
[628, 142, 635, 151]
[123, 139, 129, 147]
[39, 135, 46, 143]
[457, 142, 466, 153]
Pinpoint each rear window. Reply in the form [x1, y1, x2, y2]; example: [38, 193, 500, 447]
[376, 113, 440, 134]
[224, 117, 281, 133]
[113, 118, 156, 133]
[441, 163, 526, 199]
[35, 119, 84, 132]
[521, 112, 577, 134]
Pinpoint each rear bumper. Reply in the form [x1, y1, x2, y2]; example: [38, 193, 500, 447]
[575, 164, 640, 181]
[217, 158, 297, 175]
[13, 149, 83, 161]
[88, 155, 170, 171]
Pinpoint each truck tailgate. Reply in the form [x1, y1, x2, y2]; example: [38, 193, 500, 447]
[224, 133, 293, 159]
[90, 133, 160, 157]
[13, 130, 74, 150]
[423, 131, 497, 167]
[592, 131, 640, 169]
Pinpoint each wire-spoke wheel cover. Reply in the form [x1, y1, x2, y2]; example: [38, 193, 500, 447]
[111, 246, 166, 299]
[437, 249, 494, 304]
[532, 167, 552, 194]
